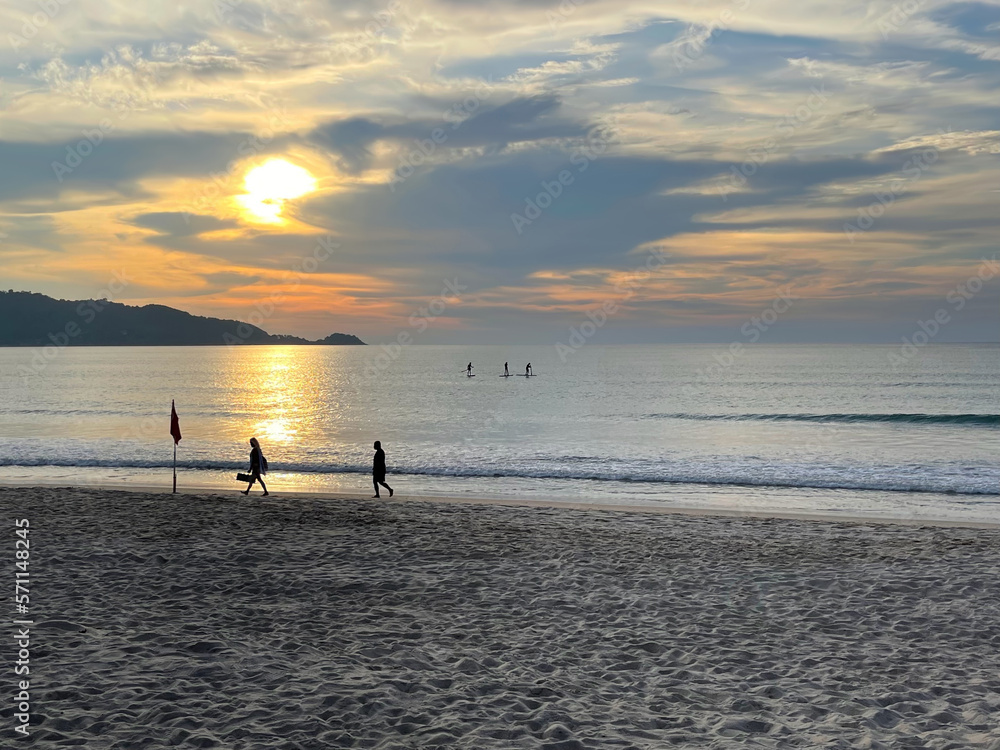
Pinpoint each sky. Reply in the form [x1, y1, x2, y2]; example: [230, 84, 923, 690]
[1, 0, 998, 344]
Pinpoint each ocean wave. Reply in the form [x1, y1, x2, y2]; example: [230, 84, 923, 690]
[643, 413, 1000, 427]
[2, 457, 998, 497]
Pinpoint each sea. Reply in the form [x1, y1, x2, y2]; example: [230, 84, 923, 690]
[1, 344, 998, 523]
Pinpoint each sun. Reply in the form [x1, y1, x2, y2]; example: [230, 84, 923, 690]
[238, 159, 317, 223]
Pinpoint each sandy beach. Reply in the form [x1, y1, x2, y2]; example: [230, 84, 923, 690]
[4, 486, 1000, 749]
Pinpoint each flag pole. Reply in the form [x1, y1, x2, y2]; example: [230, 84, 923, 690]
[173, 441, 177, 494]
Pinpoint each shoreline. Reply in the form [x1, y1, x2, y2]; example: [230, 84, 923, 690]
[3, 479, 999, 529]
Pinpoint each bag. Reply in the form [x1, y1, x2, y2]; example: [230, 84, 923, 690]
[236, 472, 253, 483]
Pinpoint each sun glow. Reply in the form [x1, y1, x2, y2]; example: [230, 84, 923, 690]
[238, 159, 317, 223]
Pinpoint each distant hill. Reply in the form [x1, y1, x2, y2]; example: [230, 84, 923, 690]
[0, 291, 365, 347]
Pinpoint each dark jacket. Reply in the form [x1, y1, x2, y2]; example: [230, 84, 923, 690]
[250, 446, 262, 474]
[373, 448, 386, 477]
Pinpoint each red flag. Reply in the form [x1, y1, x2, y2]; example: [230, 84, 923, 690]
[170, 400, 182, 445]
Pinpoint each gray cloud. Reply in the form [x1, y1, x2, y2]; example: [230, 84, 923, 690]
[0, 131, 293, 204]
[129, 212, 239, 237]
[308, 94, 587, 173]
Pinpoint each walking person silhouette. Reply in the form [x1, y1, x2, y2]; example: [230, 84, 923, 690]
[372, 441, 394, 498]
[241, 437, 269, 496]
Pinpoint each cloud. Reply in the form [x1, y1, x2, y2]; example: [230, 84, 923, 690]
[308, 93, 587, 172]
[0, 0, 998, 342]
[0, 129, 294, 206]
[128, 212, 239, 237]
